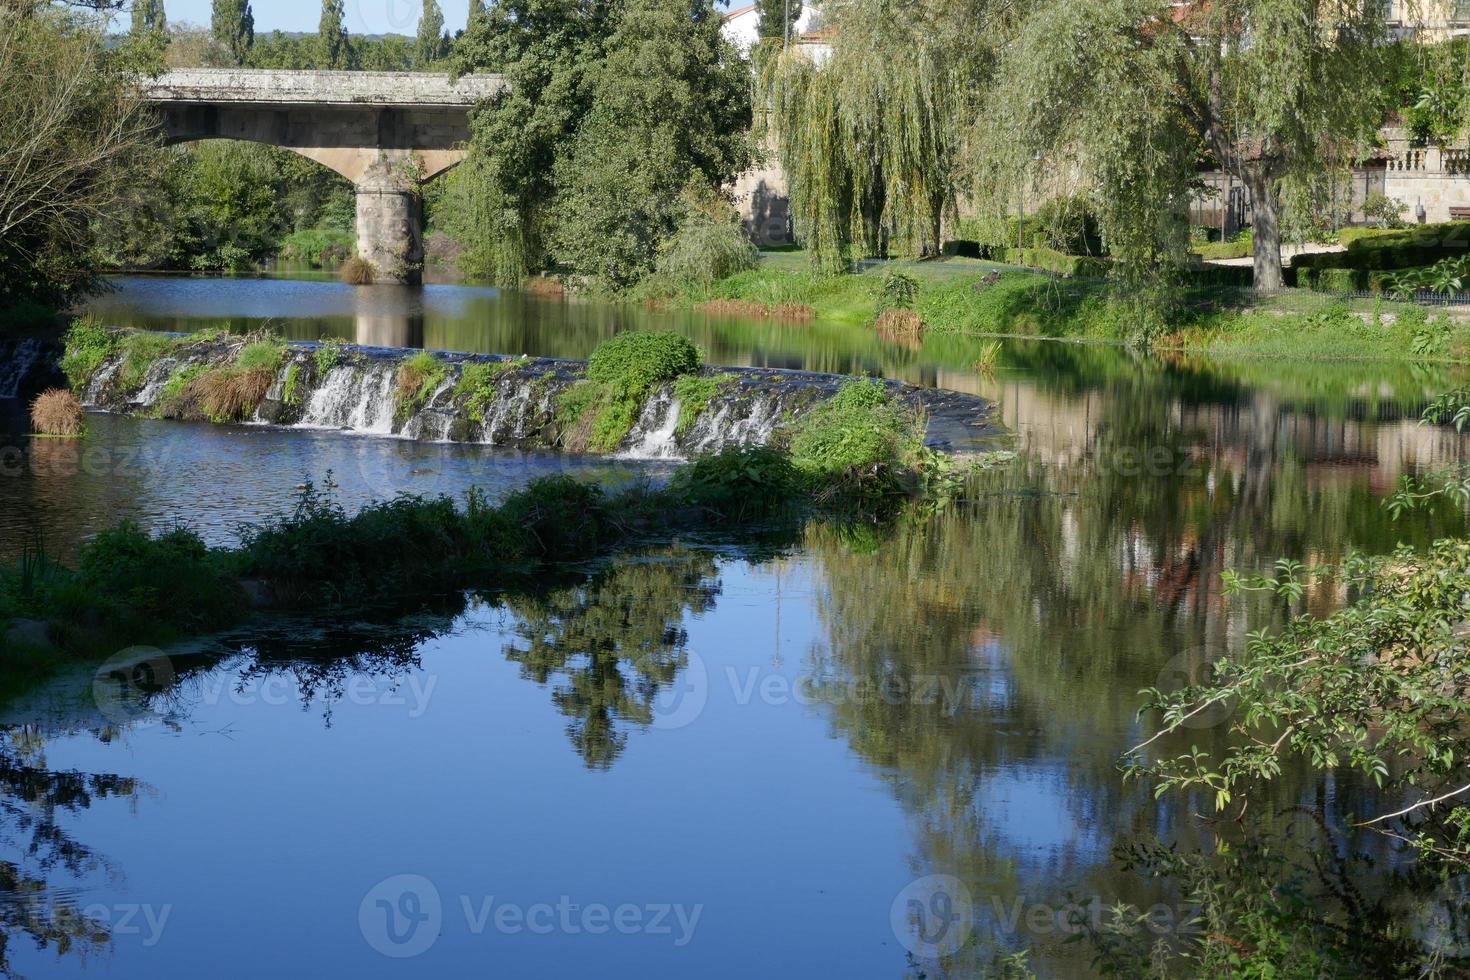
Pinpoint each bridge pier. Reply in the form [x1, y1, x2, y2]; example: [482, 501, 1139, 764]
[355, 179, 423, 285]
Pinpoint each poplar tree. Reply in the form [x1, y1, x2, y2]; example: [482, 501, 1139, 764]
[415, 0, 445, 67]
[755, 0, 799, 41]
[211, 0, 254, 65]
[131, 0, 167, 36]
[317, 0, 351, 69]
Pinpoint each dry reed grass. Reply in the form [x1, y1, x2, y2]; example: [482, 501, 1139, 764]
[339, 256, 377, 285]
[191, 368, 273, 421]
[30, 388, 84, 436]
[872, 308, 927, 347]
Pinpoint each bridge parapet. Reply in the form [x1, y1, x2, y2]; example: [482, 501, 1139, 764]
[142, 68, 506, 107]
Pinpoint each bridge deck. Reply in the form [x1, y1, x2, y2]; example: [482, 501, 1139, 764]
[142, 68, 505, 108]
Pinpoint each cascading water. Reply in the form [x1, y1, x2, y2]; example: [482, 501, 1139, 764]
[74, 334, 1000, 457]
[0, 339, 48, 399]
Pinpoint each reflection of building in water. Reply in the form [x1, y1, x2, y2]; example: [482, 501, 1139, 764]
[353, 284, 425, 349]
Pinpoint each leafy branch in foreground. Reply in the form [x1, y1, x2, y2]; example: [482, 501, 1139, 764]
[1125, 540, 1470, 866]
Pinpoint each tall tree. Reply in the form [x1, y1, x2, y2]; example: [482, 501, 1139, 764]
[210, 0, 253, 65]
[131, 0, 167, 36]
[755, 0, 799, 41]
[757, 0, 995, 269]
[975, 0, 1392, 292]
[415, 0, 444, 67]
[0, 6, 160, 307]
[448, 0, 751, 287]
[316, 0, 350, 69]
[465, 0, 487, 34]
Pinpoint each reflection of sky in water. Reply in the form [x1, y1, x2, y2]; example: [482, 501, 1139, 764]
[976, 766, 1108, 870]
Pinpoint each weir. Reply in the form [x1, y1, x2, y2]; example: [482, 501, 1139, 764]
[76, 336, 1000, 458]
[141, 69, 506, 285]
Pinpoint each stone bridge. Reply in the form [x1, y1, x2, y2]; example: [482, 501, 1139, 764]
[142, 69, 506, 283]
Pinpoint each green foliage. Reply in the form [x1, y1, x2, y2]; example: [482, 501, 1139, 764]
[876, 271, 919, 313]
[279, 228, 352, 268]
[317, 0, 350, 68]
[587, 331, 702, 400]
[159, 363, 204, 408]
[118, 331, 175, 388]
[672, 372, 736, 435]
[131, 0, 167, 35]
[395, 351, 448, 418]
[453, 359, 516, 420]
[415, 0, 447, 67]
[754, 0, 800, 40]
[282, 363, 302, 405]
[313, 336, 344, 374]
[236, 337, 285, 374]
[449, 0, 751, 288]
[790, 379, 923, 491]
[667, 445, 801, 522]
[655, 187, 758, 287]
[211, 0, 254, 65]
[1362, 192, 1409, 229]
[1031, 194, 1106, 256]
[1295, 221, 1470, 280]
[756, 0, 985, 268]
[989, 246, 1109, 278]
[1, 10, 160, 308]
[61, 317, 120, 390]
[1192, 229, 1253, 261]
[1387, 255, 1470, 299]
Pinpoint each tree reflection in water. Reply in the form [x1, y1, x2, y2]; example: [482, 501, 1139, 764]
[0, 727, 146, 977]
[500, 549, 722, 769]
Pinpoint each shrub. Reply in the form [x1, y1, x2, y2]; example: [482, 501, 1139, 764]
[990, 246, 1108, 277]
[280, 228, 353, 268]
[587, 331, 701, 399]
[495, 476, 610, 560]
[1031, 194, 1106, 255]
[395, 351, 448, 418]
[655, 209, 758, 286]
[29, 388, 84, 436]
[877, 271, 919, 312]
[73, 521, 241, 635]
[1361, 192, 1408, 229]
[191, 336, 285, 422]
[667, 445, 801, 522]
[60, 317, 119, 390]
[790, 379, 923, 491]
[314, 336, 345, 374]
[454, 359, 516, 421]
[339, 256, 377, 284]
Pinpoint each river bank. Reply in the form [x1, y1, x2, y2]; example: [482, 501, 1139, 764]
[642, 259, 1470, 363]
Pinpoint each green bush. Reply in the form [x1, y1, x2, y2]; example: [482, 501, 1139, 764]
[279, 228, 353, 268]
[60, 317, 119, 389]
[118, 331, 175, 388]
[1192, 230, 1253, 261]
[587, 330, 702, 399]
[1301, 221, 1470, 278]
[314, 336, 345, 374]
[454, 360, 516, 421]
[1299, 267, 1363, 294]
[667, 445, 801, 522]
[655, 210, 758, 286]
[877, 271, 920, 313]
[790, 379, 923, 489]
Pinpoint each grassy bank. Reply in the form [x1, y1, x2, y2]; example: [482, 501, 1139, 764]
[655, 255, 1470, 363]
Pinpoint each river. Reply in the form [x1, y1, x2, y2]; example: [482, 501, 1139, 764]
[3, 274, 1469, 977]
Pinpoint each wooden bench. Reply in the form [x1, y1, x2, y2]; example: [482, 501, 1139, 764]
[1449, 206, 1470, 221]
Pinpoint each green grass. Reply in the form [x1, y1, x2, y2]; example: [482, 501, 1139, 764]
[118, 331, 176, 388]
[60, 316, 119, 389]
[673, 373, 737, 435]
[314, 336, 345, 374]
[236, 338, 286, 374]
[282, 363, 303, 405]
[453, 359, 517, 421]
[395, 351, 449, 419]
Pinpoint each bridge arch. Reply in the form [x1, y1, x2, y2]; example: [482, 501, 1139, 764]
[144, 69, 504, 283]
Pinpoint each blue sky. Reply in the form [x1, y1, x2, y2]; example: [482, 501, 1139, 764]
[149, 0, 738, 37]
[154, 0, 473, 36]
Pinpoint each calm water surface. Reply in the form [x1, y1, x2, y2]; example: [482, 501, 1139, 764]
[3, 276, 1470, 977]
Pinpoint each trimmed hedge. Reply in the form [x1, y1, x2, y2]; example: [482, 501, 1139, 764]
[1297, 222, 1470, 280]
[989, 246, 1108, 278]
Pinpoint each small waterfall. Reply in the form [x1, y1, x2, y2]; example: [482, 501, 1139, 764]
[298, 362, 396, 434]
[622, 389, 683, 459]
[399, 375, 457, 442]
[0, 339, 42, 399]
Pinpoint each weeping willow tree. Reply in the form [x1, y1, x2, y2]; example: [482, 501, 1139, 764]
[756, 0, 997, 270]
[974, 0, 1396, 291]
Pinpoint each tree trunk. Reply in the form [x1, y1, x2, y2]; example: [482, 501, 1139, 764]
[1244, 168, 1284, 292]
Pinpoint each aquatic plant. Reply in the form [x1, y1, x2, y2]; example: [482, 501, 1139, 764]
[282, 363, 302, 406]
[453, 359, 517, 421]
[666, 445, 800, 522]
[560, 331, 704, 452]
[29, 388, 84, 436]
[192, 336, 285, 422]
[314, 336, 345, 374]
